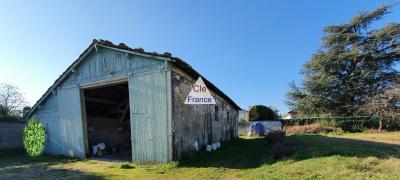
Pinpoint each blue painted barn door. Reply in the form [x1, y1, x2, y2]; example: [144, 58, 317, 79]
[58, 85, 86, 158]
[128, 70, 171, 163]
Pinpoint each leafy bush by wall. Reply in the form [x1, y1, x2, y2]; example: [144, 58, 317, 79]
[249, 105, 275, 121]
[23, 117, 46, 157]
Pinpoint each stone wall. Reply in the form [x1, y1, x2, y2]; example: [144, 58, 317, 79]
[171, 68, 238, 159]
[0, 121, 25, 149]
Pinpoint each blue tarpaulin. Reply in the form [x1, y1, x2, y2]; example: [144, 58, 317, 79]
[249, 122, 266, 136]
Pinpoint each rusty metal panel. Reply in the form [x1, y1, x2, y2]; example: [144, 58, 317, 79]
[58, 85, 85, 158]
[128, 69, 171, 163]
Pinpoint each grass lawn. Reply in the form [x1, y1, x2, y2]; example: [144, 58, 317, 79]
[1, 132, 400, 179]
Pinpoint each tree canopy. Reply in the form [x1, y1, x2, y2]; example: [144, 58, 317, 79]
[249, 105, 275, 121]
[287, 5, 400, 116]
[0, 83, 27, 117]
[360, 83, 400, 131]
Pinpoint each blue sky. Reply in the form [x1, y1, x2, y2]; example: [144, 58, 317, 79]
[0, 0, 399, 114]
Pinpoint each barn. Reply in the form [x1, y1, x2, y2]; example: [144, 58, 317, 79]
[25, 39, 240, 163]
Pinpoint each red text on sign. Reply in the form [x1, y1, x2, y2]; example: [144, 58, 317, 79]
[193, 85, 207, 92]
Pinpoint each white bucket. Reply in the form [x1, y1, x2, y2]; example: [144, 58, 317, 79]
[212, 143, 218, 150]
[193, 141, 199, 151]
[206, 145, 212, 152]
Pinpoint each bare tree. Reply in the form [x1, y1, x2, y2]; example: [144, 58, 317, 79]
[360, 85, 400, 132]
[0, 83, 27, 117]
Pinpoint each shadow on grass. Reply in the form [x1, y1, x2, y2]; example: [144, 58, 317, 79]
[289, 134, 400, 161]
[1, 166, 105, 180]
[178, 134, 400, 169]
[178, 138, 275, 169]
[0, 150, 76, 168]
[0, 150, 105, 179]
[2, 134, 400, 175]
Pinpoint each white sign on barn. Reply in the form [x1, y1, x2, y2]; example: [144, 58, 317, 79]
[184, 77, 216, 105]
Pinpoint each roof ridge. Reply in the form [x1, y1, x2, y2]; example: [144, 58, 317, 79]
[94, 39, 174, 59]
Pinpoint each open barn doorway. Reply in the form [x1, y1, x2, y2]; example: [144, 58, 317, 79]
[82, 82, 132, 161]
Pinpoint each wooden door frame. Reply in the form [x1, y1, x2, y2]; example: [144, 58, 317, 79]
[79, 78, 129, 158]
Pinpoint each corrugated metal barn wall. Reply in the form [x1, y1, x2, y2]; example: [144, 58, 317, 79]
[33, 93, 63, 155]
[129, 69, 172, 163]
[31, 47, 171, 161]
[57, 84, 86, 158]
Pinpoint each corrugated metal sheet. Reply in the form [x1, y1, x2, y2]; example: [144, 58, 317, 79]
[58, 85, 85, 158]
[92, 40, 241, 110]
[30, 47, 169, 159]
[129, 69, 171, 163]
[36, 94, 63, 154]
[62, 48, 164, 87]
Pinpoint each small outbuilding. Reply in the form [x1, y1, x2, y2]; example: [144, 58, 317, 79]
[282, 110, 297, 119]
[25, 39, 240, 163]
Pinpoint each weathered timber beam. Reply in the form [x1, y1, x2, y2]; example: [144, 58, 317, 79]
[85, 96, 119, 105]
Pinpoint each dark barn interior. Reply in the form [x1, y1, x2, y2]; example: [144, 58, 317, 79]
[83, 82, 132, 161]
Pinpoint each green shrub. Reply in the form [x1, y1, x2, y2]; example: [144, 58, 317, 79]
[249, 105, 275, 121]
[23, 117, 46, 157]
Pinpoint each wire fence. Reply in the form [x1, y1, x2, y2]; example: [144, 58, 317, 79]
[278, 116, 400, 132]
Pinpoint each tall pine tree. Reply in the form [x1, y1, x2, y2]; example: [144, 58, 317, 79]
[287, 5, 400, 116]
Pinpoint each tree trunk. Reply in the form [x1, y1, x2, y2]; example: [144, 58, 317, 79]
[378, 117, 383, 133]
